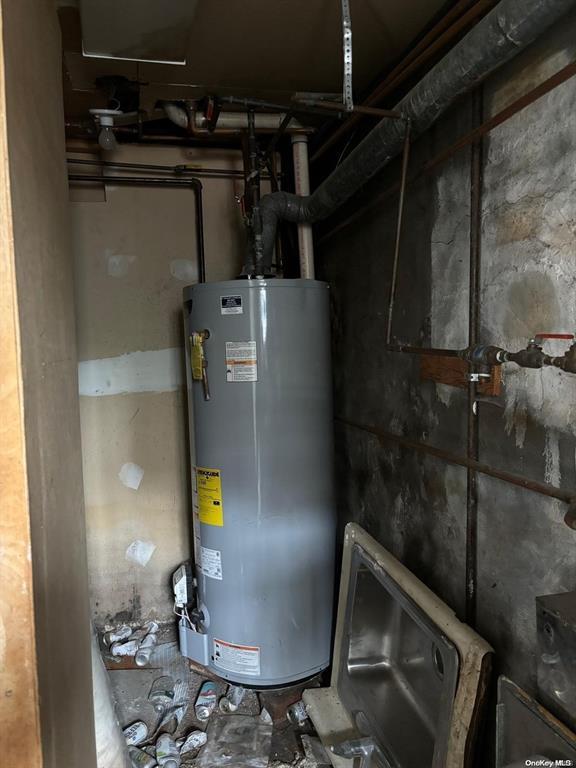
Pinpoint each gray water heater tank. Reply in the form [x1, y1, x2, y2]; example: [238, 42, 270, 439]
[182, 279, 336, 687]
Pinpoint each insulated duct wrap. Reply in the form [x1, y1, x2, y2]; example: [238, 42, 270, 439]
[257, 0, 574, 272]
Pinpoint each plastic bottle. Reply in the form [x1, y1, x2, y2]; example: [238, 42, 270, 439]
[148, 675, 175, 713]
[156, 733, 180, 768]
[219, 684, 246, 713]
[194, 681, 217, 721]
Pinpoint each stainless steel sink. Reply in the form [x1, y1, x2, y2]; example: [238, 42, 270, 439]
[337, 548, 459, 768]
[303, 523, 493, 768]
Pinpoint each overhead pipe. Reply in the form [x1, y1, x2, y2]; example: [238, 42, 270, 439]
[68, 174, 206, 283]
[291, 135, 315, 279]
[311, 0, 499, 163]
[66, 157, 269, 181]
[317, 58, 576, 248]
[162, 101, 307, 135]
[255, 0, 574, 274]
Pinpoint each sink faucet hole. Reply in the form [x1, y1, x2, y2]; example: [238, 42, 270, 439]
[433, 645, 444, 679]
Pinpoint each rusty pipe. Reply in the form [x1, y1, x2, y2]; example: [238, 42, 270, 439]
[337, 419, 576, 527]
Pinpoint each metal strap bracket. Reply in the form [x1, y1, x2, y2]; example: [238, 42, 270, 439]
[341, 0, 353, 111]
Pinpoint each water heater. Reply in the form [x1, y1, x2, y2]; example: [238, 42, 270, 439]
[179, 279, 336, 688]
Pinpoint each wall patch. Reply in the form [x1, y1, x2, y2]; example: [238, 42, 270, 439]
[79, 348, 183, 397]
[119, 462, 144, 490]
[125, 540, 156, 567]
[170, 258, 196, 282]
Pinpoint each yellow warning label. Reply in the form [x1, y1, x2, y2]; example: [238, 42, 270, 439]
[196, 467, 224, 527]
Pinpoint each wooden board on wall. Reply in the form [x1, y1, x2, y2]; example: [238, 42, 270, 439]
[420, 354, 502, 396]
[0, 1, 42, 758]
[0, 0, 97, 765]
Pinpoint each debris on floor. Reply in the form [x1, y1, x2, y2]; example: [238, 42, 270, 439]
[195, 713, 273, 768]
[179, 730, 207, 754]
[107, 621, 159, 664]
[103, 624, 326, 767]
[219, 684, 246, 713]
[194, 680, 217, 721]
[268, 736, 331, 768]
[123, 721, 148, 746]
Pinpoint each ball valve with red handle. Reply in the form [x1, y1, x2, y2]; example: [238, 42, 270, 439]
[506, 332, 576, 371]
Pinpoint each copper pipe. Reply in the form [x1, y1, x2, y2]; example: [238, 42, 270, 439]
[386, 121, 411, 344]
[318, 59, 576, 246]
[299, 99, 403, 120]
[466, 88, 483, 626]
[384, 344, 461, 357]
[337, 419, 576, 520]
[312, 0, 497, 162]
[66, 157, 271, 181]
[68, 174, 206, 283]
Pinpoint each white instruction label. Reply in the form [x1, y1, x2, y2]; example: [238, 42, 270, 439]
[200, 546, 222, 580]
[226, 341, 257, 382]
[213, 638, 261, 677]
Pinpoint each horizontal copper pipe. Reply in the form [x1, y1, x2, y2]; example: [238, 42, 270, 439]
[337, 418, 576, 526]
[318, 59, 576, 246]
[312, 0, 497, 162]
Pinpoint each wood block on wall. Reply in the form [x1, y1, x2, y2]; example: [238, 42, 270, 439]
[420, 354, 502, 396]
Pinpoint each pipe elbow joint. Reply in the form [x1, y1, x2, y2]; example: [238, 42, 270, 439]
[461, 345, 506, 366]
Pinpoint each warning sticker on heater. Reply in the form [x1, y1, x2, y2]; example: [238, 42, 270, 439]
[226, 341, 257, 382]
[200, 546, 222, 580]
[196, 467, 224, 527]
[220, 295, 243, 315]
[213, 638, 261, 677]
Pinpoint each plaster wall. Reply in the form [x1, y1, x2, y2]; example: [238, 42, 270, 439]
[71, 144, 249, 625]
[321, 10, 576, 751]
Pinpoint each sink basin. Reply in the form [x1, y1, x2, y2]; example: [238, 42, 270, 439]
[304, 523, 493, 768]
[338, 548, 459, 767]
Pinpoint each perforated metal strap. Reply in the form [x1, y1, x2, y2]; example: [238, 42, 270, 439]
[341, 0, 353, 111]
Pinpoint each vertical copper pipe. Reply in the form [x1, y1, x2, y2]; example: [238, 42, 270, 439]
[67, 175, 206, 283]
[386, 121, 411, 344]
[466, 89, 483, 625]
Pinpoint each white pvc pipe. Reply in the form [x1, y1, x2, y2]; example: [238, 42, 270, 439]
[162, 103, 306, 133]
[196, 112, 305, 131]
[291, 135, 315, 279]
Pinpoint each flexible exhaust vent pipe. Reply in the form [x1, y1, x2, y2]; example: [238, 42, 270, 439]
[256, 0, 574, 274]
